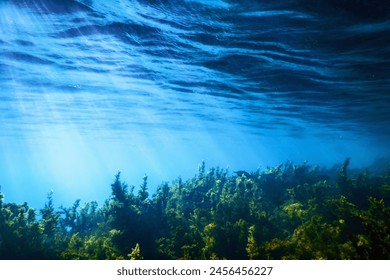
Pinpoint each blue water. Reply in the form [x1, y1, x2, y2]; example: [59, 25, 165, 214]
[1, 0, 389, 208]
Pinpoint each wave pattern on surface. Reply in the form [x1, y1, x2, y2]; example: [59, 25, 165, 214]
[0, 0, 389, 138]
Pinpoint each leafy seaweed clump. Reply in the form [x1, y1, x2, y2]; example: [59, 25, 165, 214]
[0, 159, 389, 259]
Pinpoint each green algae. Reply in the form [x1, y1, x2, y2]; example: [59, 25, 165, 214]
[0, 159, 389, 259]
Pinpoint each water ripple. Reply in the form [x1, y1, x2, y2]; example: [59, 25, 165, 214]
[0, 0, 389, 138]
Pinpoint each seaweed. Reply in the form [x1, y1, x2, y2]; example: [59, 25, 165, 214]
[0, 159, 389, 259]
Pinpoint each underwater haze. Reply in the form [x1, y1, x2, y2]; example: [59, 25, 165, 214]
[0, 0, 390, 208]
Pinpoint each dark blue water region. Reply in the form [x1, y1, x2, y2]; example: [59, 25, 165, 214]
[0, 0, 389, 209]
[1, 0, 389, 136]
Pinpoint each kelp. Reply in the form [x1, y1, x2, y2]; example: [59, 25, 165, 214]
[0, 159, 389, 259]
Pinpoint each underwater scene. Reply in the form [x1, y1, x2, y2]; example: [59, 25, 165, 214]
[0, 0, 389, 259]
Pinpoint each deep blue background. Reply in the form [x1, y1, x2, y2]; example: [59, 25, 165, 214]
[0, 0, 389, 208]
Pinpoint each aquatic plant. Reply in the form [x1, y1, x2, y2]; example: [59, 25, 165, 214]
[0, 160, 389, 259]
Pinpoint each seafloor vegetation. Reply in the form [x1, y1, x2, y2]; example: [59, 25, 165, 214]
[0, 159, 389, 260]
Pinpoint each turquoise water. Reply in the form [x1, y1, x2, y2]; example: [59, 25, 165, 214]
[0, 0, 389, 208]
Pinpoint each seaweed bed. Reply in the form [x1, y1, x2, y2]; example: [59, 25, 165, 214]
[0, 159, 389, 259]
